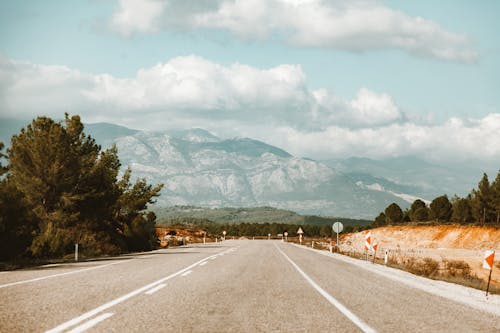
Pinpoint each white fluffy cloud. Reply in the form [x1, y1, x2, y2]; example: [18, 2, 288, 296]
[1, 55, 498, 163]
[109, 0, 477, 62]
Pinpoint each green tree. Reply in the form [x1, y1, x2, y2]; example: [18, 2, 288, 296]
[384, 203, 403, 224]
[116, 168, 163, 251]
[451, 196, 473, 223]
[471, 173, 495, 224]
[373, 212, 386, 227]
[429, 195, 452, 222]
[409, 199, 429, 222]
[7, 114, 163, 257]
[490, 170, 500, 223]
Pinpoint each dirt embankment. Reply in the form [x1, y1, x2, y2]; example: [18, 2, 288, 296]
[341, 225, 500, 287]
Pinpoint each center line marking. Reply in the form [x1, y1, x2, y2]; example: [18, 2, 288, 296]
[145, 283, 167, 295]
[45, 247, 236, 333]
[274, 244, 377, 333]
[181, 270, 193, 277]
[66, 313, 114, 333]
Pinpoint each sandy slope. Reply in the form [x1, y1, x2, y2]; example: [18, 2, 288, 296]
[341, 225, 500, 286]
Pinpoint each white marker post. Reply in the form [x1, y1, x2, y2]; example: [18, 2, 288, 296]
[75, 243, 78, 262]
[384, 249, 388, 265]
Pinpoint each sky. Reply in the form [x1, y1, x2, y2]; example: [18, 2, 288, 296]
[0, 0, 499, 165]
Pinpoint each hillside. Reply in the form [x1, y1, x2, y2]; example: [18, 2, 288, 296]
[153, 206, 372, 227]
[342, 225, 500, 287]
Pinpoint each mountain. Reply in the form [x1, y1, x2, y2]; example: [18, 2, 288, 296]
[324, 156, 491, 199]
[74, 124, 408, 218]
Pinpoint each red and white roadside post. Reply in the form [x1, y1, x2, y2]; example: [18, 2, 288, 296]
[364, 231, 372, 261]
[483, 250, 495, 296]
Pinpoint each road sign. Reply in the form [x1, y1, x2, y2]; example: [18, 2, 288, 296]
[364, 231, 372, 251]
[483, 250, 495, 270]
[332, 222, 343, 253]
[296, 227, 304, 235]
[223, 231, 227, 236]
[332, 222, 343, 233]
[284, 232, 288, 237]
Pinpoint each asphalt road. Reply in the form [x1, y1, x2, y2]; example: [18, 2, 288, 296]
[1, 240, 499, 332]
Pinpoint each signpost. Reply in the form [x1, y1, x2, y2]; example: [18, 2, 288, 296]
[222, 230, 226, 241]
[284, 231, 288, 242]
[483, 250, 495, 296]
[297, 227, 304, 244]
[268, 233, 271, 240]
[332, 222, 343, 253]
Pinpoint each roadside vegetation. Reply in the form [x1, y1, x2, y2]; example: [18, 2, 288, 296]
[0, 114, 163, 263]
[374, 171, 500, 227]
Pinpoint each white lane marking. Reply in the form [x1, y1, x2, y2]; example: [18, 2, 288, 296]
[145, 283, 167, 295]
[181, 270, 193, 277]
[0, 261, 130, 289]
[45, 247, 236, 333]
[199, 261, 208, 266]
[66, 313, 114, 333]
[274, 244, 377, 333]
[210, 256, 217, 260]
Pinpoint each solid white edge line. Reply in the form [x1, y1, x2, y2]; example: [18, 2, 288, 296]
[0, 261, 130, 289]
[181, 270, 193, 277]
[274, 244, 377, 333]
[66, 313, 114, 333]
[199, 261, 208, 266]
[44, 247, 236, 333]
[145, 283, 167, 295]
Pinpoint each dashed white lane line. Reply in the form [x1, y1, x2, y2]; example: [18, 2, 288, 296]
[181, 270, 193, 277]
[45, 247, 236, 333]
[199, 261, 208, 266]
[0, 260, 131, 289]
[145, 284, 167, 295]
[66, 313, 114, 333]
[274, 244, 377, 333]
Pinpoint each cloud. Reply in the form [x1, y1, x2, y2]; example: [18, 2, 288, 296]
[1, 55, 498, 164]
[108, 0, 478, 62]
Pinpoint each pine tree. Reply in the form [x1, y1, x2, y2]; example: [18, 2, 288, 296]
[384, 203, 403, 224]
[430, 195, 452, 222]
[451, 196, 473, 224]
[409, 199, 429, 222]
[471, 173, 494, 224]
[491, 170, 500, 224]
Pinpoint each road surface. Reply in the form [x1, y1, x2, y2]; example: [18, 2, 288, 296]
[1, 240, 499, 332]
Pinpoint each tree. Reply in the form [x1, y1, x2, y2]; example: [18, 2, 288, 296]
[7, 114, 163, 257]
[384, 203, 403, 224]
[409, 199, 429, 222]
[490, 170, 500, 223]
[451, 196, 472, 224]
[319, 224, 331, 237]
[471, 173, 495, 224]
[373, 212, 386, 227]
[429, 195, 452, 222]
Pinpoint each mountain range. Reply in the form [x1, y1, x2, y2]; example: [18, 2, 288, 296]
[0, 118, 495, 218]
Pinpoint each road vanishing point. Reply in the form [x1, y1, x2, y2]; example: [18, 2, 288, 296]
[1, 240, 499, 332]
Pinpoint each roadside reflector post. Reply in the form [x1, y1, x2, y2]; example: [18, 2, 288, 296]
[311, 241, 314, 249]
[75, 243, 78, 262]
[384, 249, 389, 265]
[483, 250, 495, 296]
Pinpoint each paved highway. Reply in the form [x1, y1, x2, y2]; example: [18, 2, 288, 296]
[1, 240, 499, 332]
